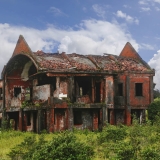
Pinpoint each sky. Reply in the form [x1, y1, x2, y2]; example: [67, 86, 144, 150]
[0, 0, 160, 89]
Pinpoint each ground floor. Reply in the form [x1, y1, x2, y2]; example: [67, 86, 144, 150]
[0, 107, 147, 133]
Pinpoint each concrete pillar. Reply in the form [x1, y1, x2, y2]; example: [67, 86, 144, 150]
[110, 109, 115, 125]
[105, 76, 114, 108]
[93, 110, 98, 130]
[37, 110, 41, 133]
[18, 109, 23, 131]
[126, 75, 131, 125]
[68, 77, 75, 102]
[102, 106, 108, 125]
[100, 80, 104, 103]
[126, 107, 131, 125]
[54, 77, 60, 98]
[65, 109, 69, 129]
[68, 107, 73, 130]
[30, 112, 33, 131]
[49, 108, 54, 133]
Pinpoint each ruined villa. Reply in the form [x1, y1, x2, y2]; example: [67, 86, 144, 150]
[0, 35, 155, 133]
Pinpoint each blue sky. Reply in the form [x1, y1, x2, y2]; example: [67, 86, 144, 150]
[0, 0, 160, 88]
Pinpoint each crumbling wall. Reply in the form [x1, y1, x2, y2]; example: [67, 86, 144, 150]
[115, 109, 125, 124]
[105, 76, 114, 108]
[114, 75, 126, 106]
[33, 84, 51, 103]
[129, 75, 150, 107]
[53, 77, 68, 99]
[6, 79, 31, 109]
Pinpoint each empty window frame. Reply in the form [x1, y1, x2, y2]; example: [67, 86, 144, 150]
[118, 83, 123, 96]
[26, 112, 31, 126]
[74, 110, 82, 125]
[135, 83, 143, 96]
[75, 77, 91, 96]
[14, 87, 21, 97]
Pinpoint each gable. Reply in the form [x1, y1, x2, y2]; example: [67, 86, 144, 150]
[12, 35, 32, 57]
[119, 42, 141, 60]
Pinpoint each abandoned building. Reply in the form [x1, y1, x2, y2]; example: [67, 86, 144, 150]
[0, 35, 155, 133]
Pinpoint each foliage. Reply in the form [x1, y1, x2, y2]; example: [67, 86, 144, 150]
[2, 118, 160, 160]
[98, 124, 127, 144]
[1, 119, 10, 131]
[21, 100, 32, 108]
[148, 97, 160, 123]
[8, 131, 94, 160]
[153, 89, 160, 99]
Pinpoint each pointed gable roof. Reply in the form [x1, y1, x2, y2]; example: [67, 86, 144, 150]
[119, 42, 142, 60]
[119, 42, 151, 70]
[12, 35, 32, 57]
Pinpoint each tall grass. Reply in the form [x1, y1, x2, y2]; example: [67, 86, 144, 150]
[1, 120, 160, 160]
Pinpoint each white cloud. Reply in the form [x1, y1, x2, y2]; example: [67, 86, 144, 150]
[116, 10, 139, 24]
[154, 0, 160, 4]
[141, 7, 151, 11]
[139, 0, 149, 5]
[0, 20, 139, 76]
[139, 0, 160, 11]
[123, 5, 131, 8]
[49, 7, 67, 17]
[140, 43, 155, 50]
[155, 7, 160, 11]
[92, 4, 106, 19]
[148, 50, 160, 90]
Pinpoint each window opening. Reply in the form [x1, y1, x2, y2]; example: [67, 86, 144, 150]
[74, 110, 82, 125]
[118, 83, 123, 96]
[95, 82, 100, 102]
[75, 77, 91, 97]
[27, 112, 31, 126]
[135, 83, 143, 96]
[14, 87, 21, 97]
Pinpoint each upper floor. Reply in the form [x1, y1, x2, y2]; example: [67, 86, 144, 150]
[1, 35, 155, 111]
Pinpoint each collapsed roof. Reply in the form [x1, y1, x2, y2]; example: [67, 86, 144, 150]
[3, 35, 155, 77]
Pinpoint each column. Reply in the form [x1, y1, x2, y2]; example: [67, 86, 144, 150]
[37, 110, 41, 133]
[18, 109, 23, 131]
[126, 75, 131, 125]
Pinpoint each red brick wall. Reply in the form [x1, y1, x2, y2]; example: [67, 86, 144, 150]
[129, 76, 150, 107]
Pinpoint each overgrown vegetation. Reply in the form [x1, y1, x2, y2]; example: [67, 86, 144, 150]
[7, 131, 94, 160]
[0, 98, 160, 159]
[0, 119, 159, 160]
[148, 97, 160, 123]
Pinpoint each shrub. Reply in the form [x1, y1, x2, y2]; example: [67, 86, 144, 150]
[148, 98, 160, 123]
[98, 125, 127, 144]
[140, 147, 160, 160]
[8, 131, 94, 160]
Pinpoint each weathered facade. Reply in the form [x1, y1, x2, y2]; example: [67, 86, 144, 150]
[1, 35, 155, 132]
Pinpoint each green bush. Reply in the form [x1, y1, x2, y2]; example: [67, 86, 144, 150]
[148, 98, 160, 123]
[8, 131, 94, 160]
[140, 147, 160, 160]
[115, 141, 135, 160]
[98, 125, 127, 143]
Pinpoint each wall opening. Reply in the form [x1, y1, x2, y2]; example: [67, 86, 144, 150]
[74, 110, 82, 125]
[26, 112, 31, 126]
[95, 82, 100, 102]
[14, 87, 21, 97]
[33, 112, 37, 132]
[135, 83, 143, 96]
[75, 77, 91, 96]
[118, 83, 123, 96]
